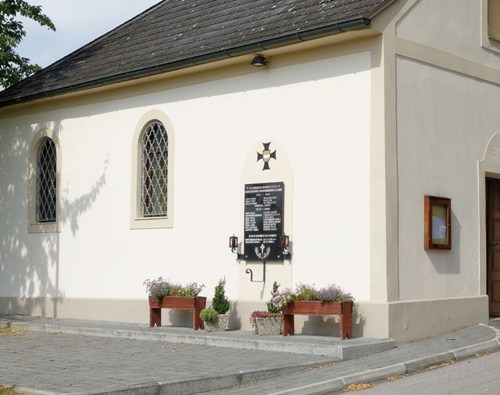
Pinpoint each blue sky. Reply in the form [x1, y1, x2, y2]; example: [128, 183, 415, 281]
[18, 0, 160, 68]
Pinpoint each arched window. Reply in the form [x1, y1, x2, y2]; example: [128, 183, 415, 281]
[131, 111, 174, 229]
[28, 130, 60, 233]
[141, 121, 168, 217]
[36, 138, 57, 222]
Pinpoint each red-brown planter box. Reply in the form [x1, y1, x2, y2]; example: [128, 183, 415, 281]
[149, 296, 207, 330]
[283, 300, 353, 339]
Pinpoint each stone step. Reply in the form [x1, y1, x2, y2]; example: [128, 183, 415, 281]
[490, 318, 500, 329]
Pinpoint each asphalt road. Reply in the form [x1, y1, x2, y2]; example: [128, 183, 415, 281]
[344, 349, 500, 395]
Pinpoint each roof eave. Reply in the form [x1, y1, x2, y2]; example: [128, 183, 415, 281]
[0, 16, 372, 109]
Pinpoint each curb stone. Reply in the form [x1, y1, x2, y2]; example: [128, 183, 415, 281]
[3, 318, 499, 395]
[257, 325, 500, 395]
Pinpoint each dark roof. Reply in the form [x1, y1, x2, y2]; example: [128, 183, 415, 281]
[0, 0, 395, 108]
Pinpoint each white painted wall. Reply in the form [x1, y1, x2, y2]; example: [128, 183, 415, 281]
[396, 0, 500, 68]
[0, 51, 372, 312]
[396, 56, 500, 300]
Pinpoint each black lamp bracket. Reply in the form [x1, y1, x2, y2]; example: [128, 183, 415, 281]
[245, 260, 266, 283]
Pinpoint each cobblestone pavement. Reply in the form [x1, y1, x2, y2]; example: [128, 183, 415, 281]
[0, 330, 333, 394]
[1, 316, 499, 395]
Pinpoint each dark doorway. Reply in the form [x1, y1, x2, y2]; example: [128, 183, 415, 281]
[486, 178, 500, 316]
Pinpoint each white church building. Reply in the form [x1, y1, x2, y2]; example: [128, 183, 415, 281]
[1, 0, 500, 342]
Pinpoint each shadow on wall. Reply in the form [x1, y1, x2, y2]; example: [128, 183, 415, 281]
[0, 119, 108, 318]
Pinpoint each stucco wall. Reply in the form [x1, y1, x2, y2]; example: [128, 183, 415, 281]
[394, 0, 500, 304]
[396, 0, 500, 68]
[396, 57, 500, 300]
[0, 50, 372, 317]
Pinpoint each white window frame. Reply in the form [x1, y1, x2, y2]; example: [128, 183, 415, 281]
[130, 110, 175, 229]
[482, 0, 500, 52]
[28, 128, 61, 233]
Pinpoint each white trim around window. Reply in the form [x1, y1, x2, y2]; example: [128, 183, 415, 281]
[28, 128, 61, 233]
[130, 110, 175, 229]
[482, 0, 500, 52]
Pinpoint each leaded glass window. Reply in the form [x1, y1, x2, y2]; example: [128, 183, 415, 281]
[141, 121, 168, 217]
[36, 138, 56, 222]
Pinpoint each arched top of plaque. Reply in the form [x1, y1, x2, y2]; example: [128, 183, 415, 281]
[242, 138, 292, 184]
[240, 138, 293, 262]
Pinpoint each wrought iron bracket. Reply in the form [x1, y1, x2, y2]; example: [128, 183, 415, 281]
[246, 260, 267, 283]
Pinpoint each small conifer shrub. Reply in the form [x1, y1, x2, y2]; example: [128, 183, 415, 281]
[211, 278, 230, 314]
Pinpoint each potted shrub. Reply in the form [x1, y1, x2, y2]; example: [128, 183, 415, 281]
[201, 278, 230, 332]
[199, 307, 220, 331]
[250, 282, 290, 336]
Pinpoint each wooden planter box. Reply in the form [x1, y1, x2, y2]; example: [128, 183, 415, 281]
[149, 296, 207, 330]
[283, 300, 353, 339]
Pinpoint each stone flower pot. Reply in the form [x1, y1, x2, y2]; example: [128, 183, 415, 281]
[204, 313, 229, 332]
[255, 316, 282, 336]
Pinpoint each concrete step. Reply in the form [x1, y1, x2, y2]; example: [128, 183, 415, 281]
[490, 317, 500, 329]
[0, 314, 395, 361]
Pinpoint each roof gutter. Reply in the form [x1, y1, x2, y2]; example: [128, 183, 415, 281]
[0, 17, 371, 108]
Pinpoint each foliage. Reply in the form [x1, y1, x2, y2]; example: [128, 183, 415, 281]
[0, 327, 28, 335]
[269, 286, 294, 312]
[200, 308, 218, 322]
[168, 282, 205, 297]
[315, 284, 353, 302]
[294, 283, 317, 301]
[249, 282, 354, 332]
[0, 0, 56, 89]
[265, 282, 354, 313]
[250, 282, 284, 331]
[144, 277, 204, 300]
[285, 283, 354, 303]
[211, 278, 230, 314]
[266, 281, 282, 313]
[0, 385, 25, 395]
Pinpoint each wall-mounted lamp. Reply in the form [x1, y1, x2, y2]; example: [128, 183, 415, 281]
[281, 234, 292, 260]
[250, 54, 268, 67]
[229, 234, 244, 260]
[229, 234, 238, 252]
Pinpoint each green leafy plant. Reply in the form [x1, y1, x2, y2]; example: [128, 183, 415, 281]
[144, 277, 204, 300]
[211, 278, 230, 314]
[294, 283, 317, 301]
[0, 1, 56, 89]
[200, 308, 218, 322]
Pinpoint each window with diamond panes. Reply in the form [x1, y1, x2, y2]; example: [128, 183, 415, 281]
[36, 138, 57, 222]
[141, 121, 168, 217]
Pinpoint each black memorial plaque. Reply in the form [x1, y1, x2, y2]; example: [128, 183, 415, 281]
[244, 182, 284, 260]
